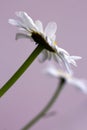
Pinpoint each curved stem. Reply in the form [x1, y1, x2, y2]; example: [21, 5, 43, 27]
[21, 78, 65, 130]
[0, 45, 44, 97]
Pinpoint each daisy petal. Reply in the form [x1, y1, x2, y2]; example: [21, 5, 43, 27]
[70, 56, 82, 60]
[8, 19, 28, 29]
[38, 50, 48, 62]
[69, 78, 87, 94]
[44, 66, 58, 78]
[45, 22, 57, 38]
[59, 53, 73, 74]
[35, 20, 43, 33]
[67, 56, 82, 66]
[15, 33, 31, 40]
[69, 58, 77, 66]
[58, 47, 69, 56]
[53, 53, 61, 63]
[8, 19, 20, 26]
[16, 12, 36, 30]
[47, 51, 52, 60]
[51, 34, 56, 42]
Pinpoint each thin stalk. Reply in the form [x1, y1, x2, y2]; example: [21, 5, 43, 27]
[0, 44, 44, 97]
[21, 78, 65, 130]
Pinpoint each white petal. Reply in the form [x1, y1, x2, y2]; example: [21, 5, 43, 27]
[51, 34, 56, 42]
[68, 56, 77, 66]
[15, 33, 31, 40]
[38, 50, 48, 62]
[58, 47, 69, 56]
[47, 51, 52, 60]
[44, 66, 71, 80]
[45, 22, 57, 38]
[63, 58, 73, 74]
[65, 55, 82, 66]
[35, 20, 43, 33]
[8, 19, 20, 26]
[69, 78, 87, 94]
[54, 47, 71, 71]
[16, 12, 37, 30]
[8, 19, 28, 30]
[58, 48, 81, 70]
[70, 56, 82, 60]
[53, 53, 62, 63]
[44, 66, 59, 78]
[59, 53, 73, 74]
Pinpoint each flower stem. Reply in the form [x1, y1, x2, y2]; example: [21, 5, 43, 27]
[21, 78, 65, 130]
[0, 44, 44, 97]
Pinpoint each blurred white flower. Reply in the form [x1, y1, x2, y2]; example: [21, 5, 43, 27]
[44, 66, 87, 94]
[8, 11, 81, 73]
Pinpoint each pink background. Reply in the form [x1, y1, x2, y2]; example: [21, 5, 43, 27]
[0, 0, 87, 130]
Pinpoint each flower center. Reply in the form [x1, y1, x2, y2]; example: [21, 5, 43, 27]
[31, 32, 55, 52]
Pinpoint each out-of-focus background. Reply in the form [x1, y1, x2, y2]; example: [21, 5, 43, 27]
[0, 0, 87, 130]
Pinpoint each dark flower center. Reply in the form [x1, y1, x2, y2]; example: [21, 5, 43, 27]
[31, 32, 55, 52]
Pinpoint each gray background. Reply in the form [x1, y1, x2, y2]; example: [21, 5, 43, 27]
[0, 0, 87, 130]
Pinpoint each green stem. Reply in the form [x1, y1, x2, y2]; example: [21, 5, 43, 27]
[0, 44, 44, 97]
[21, 78, 65, 130]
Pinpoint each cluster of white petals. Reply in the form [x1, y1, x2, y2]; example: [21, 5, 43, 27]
[8, 11, 57, 52]
[39, 46, 81, 74]
[8, 11, 81, 73]
[44, 66, 87, 94]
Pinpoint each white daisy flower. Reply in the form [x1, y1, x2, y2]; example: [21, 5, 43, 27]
[44, 66, 87, 94]
[8, 11, 81, 73]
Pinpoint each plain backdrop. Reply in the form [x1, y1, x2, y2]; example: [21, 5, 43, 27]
[0, 0, 87, 130]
